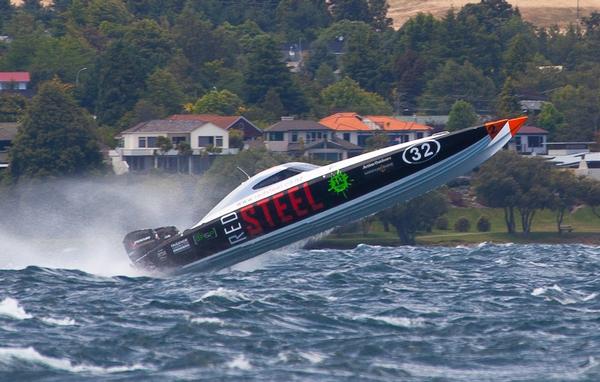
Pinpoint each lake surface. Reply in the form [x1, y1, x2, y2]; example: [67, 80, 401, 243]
[1, 243, 600, 381]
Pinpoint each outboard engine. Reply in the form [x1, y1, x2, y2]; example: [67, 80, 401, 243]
[123, 226, 179, 264]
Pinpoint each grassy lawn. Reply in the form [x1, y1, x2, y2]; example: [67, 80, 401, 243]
[310, 207, 600, 248]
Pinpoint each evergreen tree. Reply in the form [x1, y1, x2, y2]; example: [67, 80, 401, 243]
[495, 77, 522, 117]
[446, 100, 478, 131]
[0, 0, 14, 32]
[368, 0, 392, 30]
[330, 0, 370, 24]
[144, 68, 185, 115]
[275, 0, 331, 41]
[10, 79, 103, 179]
[244, 36, 307, 115]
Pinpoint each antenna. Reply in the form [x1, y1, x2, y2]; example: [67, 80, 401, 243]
[236, 166, 251, 180]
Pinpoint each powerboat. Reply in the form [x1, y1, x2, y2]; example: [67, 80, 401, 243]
[123, 117, 527, 274]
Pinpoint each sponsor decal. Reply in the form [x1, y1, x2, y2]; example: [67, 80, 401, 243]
[328, 170, 352, 198]
[156, 248, 168, 262]
[171, 238, 191, 254]
[192, 227, 218, 244]
[132, 235, 153, 246]
[240, 182, 324, 237]
[221, 212, 247, 245]
[362, 156, 394, 176]
[402, 140, 441, 164]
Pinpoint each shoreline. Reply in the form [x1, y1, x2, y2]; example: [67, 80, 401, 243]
[307, 231, 600, 249]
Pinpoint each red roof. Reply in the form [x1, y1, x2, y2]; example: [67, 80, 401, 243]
[517, 125, 548, 135]
[320, 113, 431, 132]
[168, 114, 240, 130]
[0, 72, 30, 82]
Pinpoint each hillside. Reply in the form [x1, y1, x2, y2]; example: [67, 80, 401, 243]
[389, 0, 600, 28]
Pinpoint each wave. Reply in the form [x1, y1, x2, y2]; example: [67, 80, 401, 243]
[189, 317, 224, 326]
[0, 298, 32, 320]
[226, 354, 252, 370]
[196, 287, 250, 302]
[0, 346, 145, 374]
[353, 314, 425, 328]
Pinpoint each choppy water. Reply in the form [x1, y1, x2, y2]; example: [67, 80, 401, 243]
[2, 243, 600, 381]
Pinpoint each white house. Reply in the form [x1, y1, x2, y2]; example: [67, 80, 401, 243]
[507, 125, 549, 155]
[111, 119, 238, 174]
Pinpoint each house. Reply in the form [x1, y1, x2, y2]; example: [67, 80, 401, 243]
[280, 43, 304, 73]
[167, 114, 262, 143]
[110, 119, 239, 174]
[507, 125, 549, 155]
[0, 122, 18, 170]
[265, 117, 362, 161]
[0, 72, 30, 92]
[319, 113, 432, 147]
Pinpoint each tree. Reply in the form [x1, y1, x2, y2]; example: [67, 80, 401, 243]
[9, 79, 103, 179]
[418, 60, 496, 114]
[550, 85, 600, 141]
[320, 77, 392, 115]
[275, 0, 331, 41]
[549, 170, 582, 233]
[446, 100, 478, 131]
[474, 150, 553, 234]
[581, 178, 600, 219]
[330, 0, 370, 24]
[495, 77, 522, 117]
[378, 191, 448, 245]
[0, 0, 14, 32]
[93, 40, 148, 125]
[537, 103, 566, 139]
[192, 89, 244, 115]
[244, 36, 307, 114]
[144, 69, 185, 115]
[0, 93, 27, 122]
[365, 132, 389, 151]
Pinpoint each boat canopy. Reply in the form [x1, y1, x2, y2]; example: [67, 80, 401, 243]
[199, 162, 319, 224]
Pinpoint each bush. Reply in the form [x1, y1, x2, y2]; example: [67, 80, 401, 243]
[435, 216, 449, 230]
[454, 216, 471, 232]
[476, 216, 491, 232]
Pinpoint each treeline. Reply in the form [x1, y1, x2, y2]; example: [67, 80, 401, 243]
[1, 0, 600, 142]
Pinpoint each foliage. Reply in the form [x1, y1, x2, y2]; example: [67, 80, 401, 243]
[0, 93, 27, 122]
[474, 150, 555, 234]
[365, 132, 389, 151]
[156, 136, 172, 154]
[454, 216, 471, 232]
[192, 89, 244, 116]
[9, 79, 103, 179]
[378, 190, 448, 245]
[476, 216, 491, 232]
[435, 216, 449, 230]
[495, 77, 522, 117]
[320, 77, 392, 115]
[229, 129, 245, 150]
[418, 60, 496, 114]
[446, 100, 478, 132]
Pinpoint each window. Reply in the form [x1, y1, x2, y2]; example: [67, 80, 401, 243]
[215, 136, 223, 147]
[138, 137, 146, 148]
[357, 135, 370, 146]
[172, 136, 186, 145]
[268, 132, 284, 141]
[307, 132, 323, 142]
[291, 133, 298, 142]
[416, 132, 424, 139]
[343, 133, 350, 141]
[198, 136, 214, 146]
[147, 137, 158, 148]
[252, 169, 301, 189]
[311, 152, 341, 162]
[528, 135, 543, 148]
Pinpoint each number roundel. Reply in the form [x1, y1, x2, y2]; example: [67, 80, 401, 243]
[402, 140, 441, 164]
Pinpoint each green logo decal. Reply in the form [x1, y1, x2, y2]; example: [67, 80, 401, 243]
[193, 227, 218, 244]
[328, 170, 352, 198]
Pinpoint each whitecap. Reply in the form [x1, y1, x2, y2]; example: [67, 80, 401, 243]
[195, 288, 249, 302]
[354, 314, 425, 328]
[41, 317, 76, 326]
[189, 317, 224, 326]
[216, 329, 252, 337]
[531, 287, 546, 296]
[299, 351, 325, 364]
[582, 293, 598, 302]
[0, 346, 145, 374]
[0, 298, 32, 320]
[227, 354, 252, 370]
